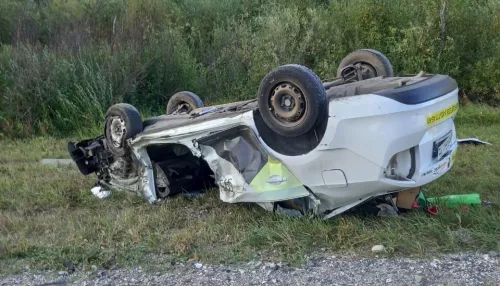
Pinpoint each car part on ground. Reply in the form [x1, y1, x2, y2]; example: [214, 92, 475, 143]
[67, 49, 460, 219]
[166, 91, 204, 115]
[90, 185, 112, 199]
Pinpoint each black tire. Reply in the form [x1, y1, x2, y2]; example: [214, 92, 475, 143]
[257, 64, 327, 137]
[104, 103, 143, 157]
[166, 91, 204, 115]
[336, 49, 394, 79]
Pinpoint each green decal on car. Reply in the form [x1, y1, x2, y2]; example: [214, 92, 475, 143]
[249, 157, 304, 192]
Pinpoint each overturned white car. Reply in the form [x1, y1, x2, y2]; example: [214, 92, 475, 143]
[68, 49, 459, 219]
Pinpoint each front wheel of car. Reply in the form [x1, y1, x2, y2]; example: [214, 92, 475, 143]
[257, 64, 328, 137]
[104, 103, 143, 157]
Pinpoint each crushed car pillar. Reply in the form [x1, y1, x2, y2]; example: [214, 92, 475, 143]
[132, 145, 158, 204]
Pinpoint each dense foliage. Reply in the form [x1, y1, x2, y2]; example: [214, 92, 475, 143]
[0, 0, 499, 136]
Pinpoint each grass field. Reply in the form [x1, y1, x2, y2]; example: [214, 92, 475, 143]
[1, 104, 499, 274]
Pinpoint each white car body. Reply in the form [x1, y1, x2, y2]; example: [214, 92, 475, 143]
[69, 72, 459, 219]
[115, 75, 459, 218]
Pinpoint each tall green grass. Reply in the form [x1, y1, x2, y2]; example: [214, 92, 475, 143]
[1, 0, 500, 136]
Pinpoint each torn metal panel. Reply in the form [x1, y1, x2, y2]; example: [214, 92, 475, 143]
[322, 196, 375, 220]
[132, 146, 158, 204]
[197, 126, 267, 183]
[457, 138, 492, 146]
[154, 164, 170, 198]
[199, 144, 248, 202]
[197, 126, 310, 203]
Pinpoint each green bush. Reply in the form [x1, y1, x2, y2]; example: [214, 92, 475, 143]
[0, 0, 499, 136]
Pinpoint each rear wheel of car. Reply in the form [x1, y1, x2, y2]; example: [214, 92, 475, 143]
[336, 49, 394, 80]
[257, 64, 328, 137]
[104, 103, 143, 157]
[166, 91, 204, 115]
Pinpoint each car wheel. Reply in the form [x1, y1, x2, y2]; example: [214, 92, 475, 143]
[257, 64, 328, 137]
[336, 49, 394, 80]
[104, 103, 143, 157]
[166, 91, 204, 115]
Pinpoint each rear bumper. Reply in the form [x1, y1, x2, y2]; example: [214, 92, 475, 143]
[325, 86, 460, 170]
[381, 139, 458, 188]
[278, 86, 459, 212]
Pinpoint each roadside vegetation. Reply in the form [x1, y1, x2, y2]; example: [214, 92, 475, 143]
[1, 105, 499, 274]
[1, 0, 500, 137]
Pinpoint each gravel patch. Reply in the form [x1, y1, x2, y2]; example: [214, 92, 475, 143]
[1, 252, 499, 286]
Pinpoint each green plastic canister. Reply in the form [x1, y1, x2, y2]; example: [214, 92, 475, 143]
[426, 193, 481, 208]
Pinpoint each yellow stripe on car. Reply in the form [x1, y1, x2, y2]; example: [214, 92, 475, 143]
[249, 157, 304, 192]
[426, 103, 459, 127]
